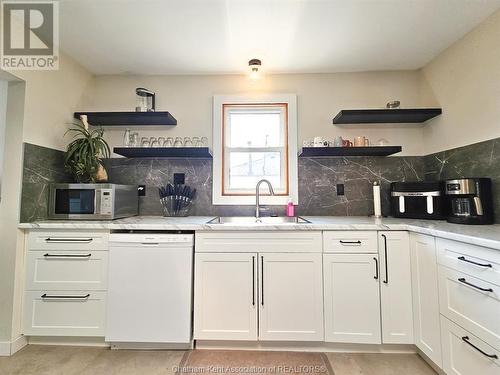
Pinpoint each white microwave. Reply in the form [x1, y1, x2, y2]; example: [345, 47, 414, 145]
[48, 184, 138, 220]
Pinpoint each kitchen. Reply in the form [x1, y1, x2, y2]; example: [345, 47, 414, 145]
[0, 1, 500, 374]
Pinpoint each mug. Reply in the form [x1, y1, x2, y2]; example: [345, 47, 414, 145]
[313, 137, 324, 147]
[342, 139, 353, 147]
[354, 136, 366, 147]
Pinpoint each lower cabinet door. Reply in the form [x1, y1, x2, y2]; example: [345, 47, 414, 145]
[194, 252, 258, 340]
[379, 231, 414, 344]
[441, 316, 500, 375]
[324, 253, 381, 344]
[23, 291, 106, 336]
[410, 233, 442, 367]
[259, 253, 324, 341]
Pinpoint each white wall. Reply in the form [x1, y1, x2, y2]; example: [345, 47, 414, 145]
[421, 8, 500, 154]
[79, 71, 428, 156]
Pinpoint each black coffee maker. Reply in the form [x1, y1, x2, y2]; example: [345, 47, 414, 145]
[445, 178, 494, 225]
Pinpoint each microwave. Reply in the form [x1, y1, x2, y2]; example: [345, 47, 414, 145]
[49, 184, 138, 220]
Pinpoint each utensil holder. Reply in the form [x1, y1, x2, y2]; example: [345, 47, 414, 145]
[160, 195, 193, 217]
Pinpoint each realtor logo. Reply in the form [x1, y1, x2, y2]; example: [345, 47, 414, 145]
[1, 1, 59, 70]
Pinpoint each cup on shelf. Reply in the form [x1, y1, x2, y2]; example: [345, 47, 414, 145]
[201, 137, 208, 147]
[129, 132, 139, 147]
[184, 137, 193, 147]
[158, 137, 165, 146]
[141, 137, 150, 147]
[164, 137, 174, 147]
[173, 137, 183, 147]
[151, 138, 160, 147]
[333, 136, 343, 147]
[313, 136, 324, 147]
[354, 136, 366, 147]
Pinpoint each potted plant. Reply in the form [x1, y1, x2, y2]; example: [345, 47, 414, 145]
[64, 116, 111, 183]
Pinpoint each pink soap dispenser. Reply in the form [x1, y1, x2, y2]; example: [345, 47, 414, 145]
[286, 198, 295, 217]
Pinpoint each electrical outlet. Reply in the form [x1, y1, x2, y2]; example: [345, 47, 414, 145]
[138, 185, 146, 196]
[174, 173, 185, 185]
[336, 184, 345, 196]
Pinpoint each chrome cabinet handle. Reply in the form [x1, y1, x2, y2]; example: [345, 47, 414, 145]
[458, 256, 492, 268]
[261, 255, 264, 307]
[252, 256, 256, 306]
[340, 240, 361, 245]
[462, 336, 498, 359]
[43, 253, 91, 258]
[41, 293, 90, 299]
[373, 257, 379, 280]
[45, 238, 93, 243]
[382, 234, 388, 284]
[458, 278, 493, 292]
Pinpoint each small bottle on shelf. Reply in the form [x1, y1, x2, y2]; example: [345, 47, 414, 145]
[286, 198, 295, 217]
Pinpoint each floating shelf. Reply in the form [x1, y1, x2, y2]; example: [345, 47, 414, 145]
[113, 147, 212, 158]
[74, 111, 177, 126]
[299, 146, 402, 157]
[333, 108, 442, 124]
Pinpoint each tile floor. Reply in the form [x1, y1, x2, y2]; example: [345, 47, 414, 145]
[0, 346, 437, 375]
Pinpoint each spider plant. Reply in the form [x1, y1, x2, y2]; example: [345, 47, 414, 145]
[64, 122, 111, 183]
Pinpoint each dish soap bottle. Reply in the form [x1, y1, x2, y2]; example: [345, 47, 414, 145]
[286, 198, 295, 217]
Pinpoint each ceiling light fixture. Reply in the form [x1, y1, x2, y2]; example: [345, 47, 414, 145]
[248, 58, 262, 80]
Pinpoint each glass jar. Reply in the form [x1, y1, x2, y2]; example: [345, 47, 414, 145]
[130, 132, 139, 147]
[173, 137, 183, 147]
[184, 137, 193, 147]
[164, 137, 174, 147]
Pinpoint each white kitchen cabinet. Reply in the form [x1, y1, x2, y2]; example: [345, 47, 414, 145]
[23, 291, 106, 336]
[379, 231, 414, 344]
[441, 316, 500, 375]
[194, 252, 258, 340]
[410, 233, 442, 366]
[323, 253, 381, 344]
[23, 230, 109, 337]
[259, 253, 323, 341]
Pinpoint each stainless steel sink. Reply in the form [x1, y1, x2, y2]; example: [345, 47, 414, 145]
[207, 216, 311, 224]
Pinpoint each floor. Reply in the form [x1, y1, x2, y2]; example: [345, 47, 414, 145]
[0, 345, 437, 375]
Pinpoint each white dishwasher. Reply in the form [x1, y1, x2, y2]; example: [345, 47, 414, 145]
[106, 232, 193, 347]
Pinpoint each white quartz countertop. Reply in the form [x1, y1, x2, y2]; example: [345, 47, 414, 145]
[19, 216, 500, 250]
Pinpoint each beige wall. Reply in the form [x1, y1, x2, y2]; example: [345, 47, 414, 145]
[421, 8, 500, 154]
[0, 80, 25, 344]
[80, 71, 427, 156]
[13, 54, 93, 151]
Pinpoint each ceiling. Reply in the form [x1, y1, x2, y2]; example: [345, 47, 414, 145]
[59, 0, 500, 75]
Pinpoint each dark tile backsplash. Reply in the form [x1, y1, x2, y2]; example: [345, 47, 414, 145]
[424, 137, 500, 223]
[20, 143, 72, 222]
[20, 137, 500, 222]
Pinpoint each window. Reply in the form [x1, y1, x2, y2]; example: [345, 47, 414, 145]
[213, 95, 298, 205]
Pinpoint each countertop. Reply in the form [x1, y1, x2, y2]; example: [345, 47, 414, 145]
[19, 216, 500, 250]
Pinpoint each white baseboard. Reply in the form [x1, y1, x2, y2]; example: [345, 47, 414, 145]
[0, 335, 28, 356]
[28, 336, 109, 347]
[110, 342, 193, 350]
[195, 340, 417, 353]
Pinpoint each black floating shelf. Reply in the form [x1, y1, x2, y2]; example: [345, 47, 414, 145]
[113, 147, 212, 159]
[74, 111, 177, 126]
[333, 108, 442, 124]
[299, 146, 402, 157]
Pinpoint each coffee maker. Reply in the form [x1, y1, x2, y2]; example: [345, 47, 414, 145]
[445, 178, 494, 225]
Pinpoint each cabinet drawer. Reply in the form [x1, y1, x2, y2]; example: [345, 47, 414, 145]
[195, 232, 322, 253]
[323, 231, 378, 253]
[438, 266, 500, 350]
[26, 251, 108, 291]
[441, 316, 499, 375]
[28, 231, 109, 251]
[437, 238, 500, 286]
[23, 291, 106, 336]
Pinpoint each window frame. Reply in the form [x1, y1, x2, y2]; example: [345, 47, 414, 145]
[213, 94, 298, 205]
[222, 103, 289, 196]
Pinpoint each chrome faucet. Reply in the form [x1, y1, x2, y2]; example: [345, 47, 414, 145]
[255, 179, 275, 220]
